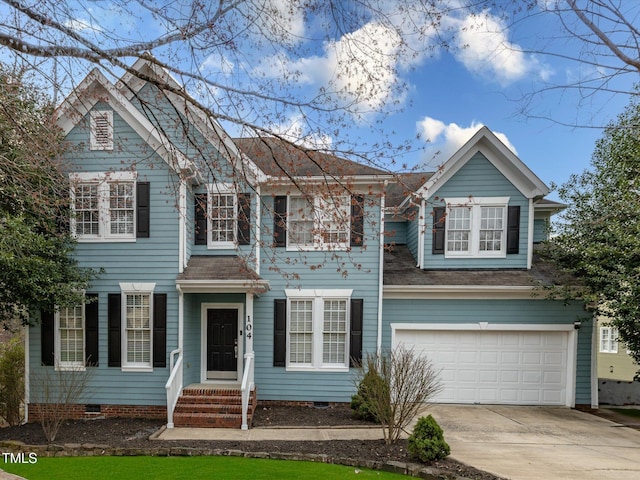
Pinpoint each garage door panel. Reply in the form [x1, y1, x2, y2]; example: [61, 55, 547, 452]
[395, 330, 568, 406]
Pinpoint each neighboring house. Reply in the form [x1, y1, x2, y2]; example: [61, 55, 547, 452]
[26, 60, 596, 429]
[597, 318, 637, 381]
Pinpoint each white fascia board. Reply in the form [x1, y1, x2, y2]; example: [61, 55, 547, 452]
[54, 68, 192, 176]
[390, 322, 575, 332]
[175, 279, 270, 294]
[383, 284, 546, 300]
[413, 126, 550, 202]
[116, 58, 264, 187]
[263, 174, 394, 188]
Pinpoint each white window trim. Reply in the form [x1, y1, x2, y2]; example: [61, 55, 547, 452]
[207, 183, 237, 249]
[54, 301, 86, 372]
[444, 196, 510, 259]
[599, 326, 619, 354]
[285, 289, 352, 372]
[120, 282, 155, 372]
[286, 195, 350, 252]
[90, 110, 114, 151]
[70, 171, 137, 242]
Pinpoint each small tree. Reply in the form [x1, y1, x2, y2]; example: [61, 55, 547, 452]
[0, 337, 25, 426]
[31, 363, 94, 442]
[353, 346, 442, 444]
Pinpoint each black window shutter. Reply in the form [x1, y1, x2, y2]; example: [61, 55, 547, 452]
[136, 182, 150, 238]
[273, 299, 287, 367]
[195, 193, 208, 245]
[507, 205, 520, 254]
[238, 193, 251, 246]
[273, 196, 287, 247]
[349, 299, 363, 367]
[108, 293, 122, 367]
[153, 293, 167, 368]
[85, 294, 99, 366]
[40, 309, 55, 366]
[432, 206, 446, 254]
[350, 195, 364, 247]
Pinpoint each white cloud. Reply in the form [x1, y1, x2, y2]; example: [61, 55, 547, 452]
[200, 54, 235, 75]
[65, 18, 103, 33]
[268, 113, 333, 150]
[417, 117, 517, 165]
[253, 0, 306, 45]
[451, 11, 549, 85]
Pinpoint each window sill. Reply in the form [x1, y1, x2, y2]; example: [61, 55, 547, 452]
[444, 252, 507, 259]
[207, 242, 237, 250]
[286, 366, 349, 373]
[77, 237, 137, 243]
[286, 245, 349, 252]
[55, 365, 86, 372]
[121, 366, 153, 373]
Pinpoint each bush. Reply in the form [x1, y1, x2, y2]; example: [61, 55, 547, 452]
[0, 337, 25, 426]
[350, 369, 386, 422]
[408, 415, 450, 463]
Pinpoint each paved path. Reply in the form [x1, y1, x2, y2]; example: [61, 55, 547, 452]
[427, 405, 640, 480]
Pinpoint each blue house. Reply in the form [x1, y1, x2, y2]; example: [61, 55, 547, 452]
[26, 60, 596, 429]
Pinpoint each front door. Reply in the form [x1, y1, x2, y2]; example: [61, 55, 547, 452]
[206, 308, 238, 380]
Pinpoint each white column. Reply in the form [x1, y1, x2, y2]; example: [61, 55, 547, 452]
[245, 292, 254, 355]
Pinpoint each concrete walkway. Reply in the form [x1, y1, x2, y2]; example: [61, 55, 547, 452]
[157, 425, 387, 441]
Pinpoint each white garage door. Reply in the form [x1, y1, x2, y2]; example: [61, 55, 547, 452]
[394, 329, 568, 405]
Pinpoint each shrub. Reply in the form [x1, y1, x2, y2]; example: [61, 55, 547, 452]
[351, 368, 386, 422]
[352, 347, 442, 444]
[0, 337, 25, 426]
[408, 415, 450, 463]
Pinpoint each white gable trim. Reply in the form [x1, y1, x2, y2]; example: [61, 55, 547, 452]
[54, 68, 192, 176]
[412, 126, 549, 205]
[117, 58, 266, 185]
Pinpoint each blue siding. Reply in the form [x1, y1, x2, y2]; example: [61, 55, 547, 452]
[381, 298, 593, 405]
[405, 207, 419, 260]
[252, 194, 382, 402]
[533, 218, 549, 243]
[29, 102, 182, 407]
[385, 219, 407, 245]
[424, 152, 529, 269]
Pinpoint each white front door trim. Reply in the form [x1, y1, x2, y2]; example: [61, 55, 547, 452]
[200, 302, 244, 384]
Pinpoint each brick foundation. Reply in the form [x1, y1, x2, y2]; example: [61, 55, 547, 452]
[257, 400, 350, 408]
[27, 403, 167, 422]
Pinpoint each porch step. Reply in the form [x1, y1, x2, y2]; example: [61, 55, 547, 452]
[173, 388, 257, 428]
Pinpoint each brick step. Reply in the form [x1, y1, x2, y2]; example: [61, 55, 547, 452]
[181, 388, 242, 396]
[177, 394, 245, 405]
[173, 412, 243, 428]
[174, 402, 247, 415]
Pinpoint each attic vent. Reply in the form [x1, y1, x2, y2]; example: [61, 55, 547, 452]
[90, 110, 113, 150]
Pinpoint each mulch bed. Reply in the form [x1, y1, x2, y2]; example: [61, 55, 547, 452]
[0, 404, 504, 479]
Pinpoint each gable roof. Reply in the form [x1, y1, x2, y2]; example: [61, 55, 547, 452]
[385, 172, 434, 209]
[404, 126, 550, 209]
[116, 58, 265, 185]
[234, 137, 392, 183]
[54, 68, 192, 175]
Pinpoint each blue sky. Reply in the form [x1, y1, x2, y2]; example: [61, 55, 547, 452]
[2, 1, 637, 201]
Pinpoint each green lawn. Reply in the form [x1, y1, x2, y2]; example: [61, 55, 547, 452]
[2, 456, 408, 480]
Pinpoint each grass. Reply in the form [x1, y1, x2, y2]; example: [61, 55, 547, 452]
[1, 456, 409, 480]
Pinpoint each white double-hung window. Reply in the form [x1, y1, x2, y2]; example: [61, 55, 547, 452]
[120, 283, 155, 371]
[286, 289, 351, 372]
[287, 195, 350, 250]
[55, 303, 85, 370]
[445, 197, 509, 258]
[207, 183, 237, 248]
[70, 171, 137, 241]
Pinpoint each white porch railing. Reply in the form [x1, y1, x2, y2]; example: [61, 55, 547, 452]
[241, 352, 255, 430]
[165, 348, 183, 429]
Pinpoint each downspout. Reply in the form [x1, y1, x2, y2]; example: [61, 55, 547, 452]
[24, 324, 30, 423]
[178, 180, 187, 273]
[417, 199, 426, 269]
[527, 198, 534, 269]
[255, 185, 261, 275]
[377, 182, 387, 358]
[590, 318, 599, 409]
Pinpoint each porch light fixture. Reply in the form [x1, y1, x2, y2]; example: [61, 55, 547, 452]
[574, 320, 582, 330]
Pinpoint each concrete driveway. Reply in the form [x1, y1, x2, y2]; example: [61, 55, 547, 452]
[425, 405, 640, 480]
